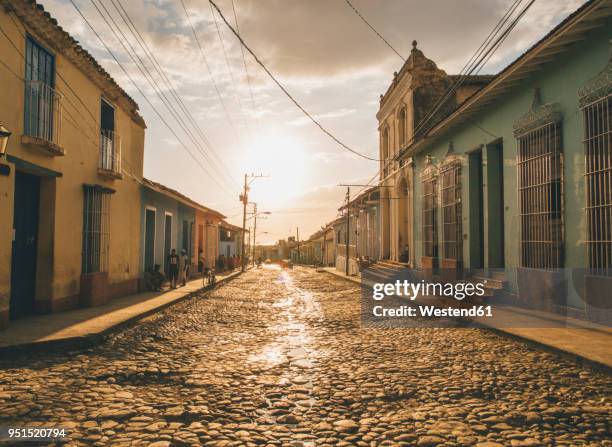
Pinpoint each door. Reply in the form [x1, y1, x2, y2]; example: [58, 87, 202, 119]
[144, 208, 156, 271]
[468, 150, 484, 269]
[10, 172, 40, 319]
[486, 142, 505, 268]
[164, 213, 172, 273]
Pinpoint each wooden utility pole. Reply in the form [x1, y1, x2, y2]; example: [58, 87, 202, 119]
[296, 226, 300, 263]
[345, 186, 350, 276]
[240, 174, 248, 272]
[240, 174, 268, 271]
[252, 203, 258, 267]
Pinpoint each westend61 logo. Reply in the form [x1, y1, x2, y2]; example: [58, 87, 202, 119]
[372, 279, 486, 301]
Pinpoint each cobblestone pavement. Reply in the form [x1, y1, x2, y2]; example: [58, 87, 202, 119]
[0, 266, 610, 447]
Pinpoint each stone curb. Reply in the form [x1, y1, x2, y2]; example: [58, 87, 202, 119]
[0, 271, 244, 358]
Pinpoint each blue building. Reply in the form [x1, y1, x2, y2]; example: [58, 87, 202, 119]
[140, 178, 199, 277]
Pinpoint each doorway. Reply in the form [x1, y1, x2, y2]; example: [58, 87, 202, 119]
[468, 150, 484, 269]
[163, 213, 172, 274]
[144, 208, 156, 271]
[10, 171, 40, 319]
[486, 142, 505, 268]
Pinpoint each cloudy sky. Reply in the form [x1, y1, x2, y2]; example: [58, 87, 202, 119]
[40, 0, 585, 243]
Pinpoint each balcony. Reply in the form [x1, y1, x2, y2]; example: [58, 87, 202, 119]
[22, 80, 64, 155]
[98, 129, 122, 179]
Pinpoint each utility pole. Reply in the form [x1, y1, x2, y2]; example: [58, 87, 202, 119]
[240, 174, 248, 272]
[296, 226, 300, 263]
[240, 173, 268, 272]
[345, 186, 350, 276]
[252, 203, 257, 267]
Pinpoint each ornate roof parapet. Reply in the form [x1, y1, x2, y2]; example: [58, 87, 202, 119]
[513, 88, 562, 138]
[578, 41, 612, 108]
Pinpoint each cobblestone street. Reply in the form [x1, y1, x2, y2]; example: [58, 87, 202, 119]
[0, 266, 610, 447]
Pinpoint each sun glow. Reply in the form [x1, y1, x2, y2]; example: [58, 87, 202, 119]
[240, 131, 309, 209]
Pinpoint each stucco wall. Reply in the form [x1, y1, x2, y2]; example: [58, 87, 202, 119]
[410, 24, 611, 309]
[0, 9, 145, 322]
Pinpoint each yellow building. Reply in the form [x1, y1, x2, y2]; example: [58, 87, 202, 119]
[0, 0, 146, 328]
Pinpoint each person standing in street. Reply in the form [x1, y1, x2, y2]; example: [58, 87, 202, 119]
[180, 249, 190, 287]
[167, 248, 179, 289]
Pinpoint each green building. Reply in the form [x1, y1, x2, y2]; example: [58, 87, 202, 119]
[378, 0, 611, 323]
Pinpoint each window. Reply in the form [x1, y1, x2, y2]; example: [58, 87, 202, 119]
[382, 127, 390, 178]
[421, 167, 438, 259]
[99, 98, 121, 174]
[398, 107, 407, 146]
[24, 36, 60, 144]
[517, 123, 563, 269]
[82, 186, 111, 274]
[440, 160, 462, 261]
[583, 95, 612, 271]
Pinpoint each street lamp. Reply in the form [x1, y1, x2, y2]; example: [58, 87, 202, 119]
[0, 123, 12, 157]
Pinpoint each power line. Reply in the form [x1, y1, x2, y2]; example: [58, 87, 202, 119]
[109, 0, 242, 190]
[91, 0, 236, 196]
[344, 0, 405, 62]
[352, 0, 538, 199]
[177, 0, 246, 152]
[208, 0, 379, 162]
[68, 0, 236, 200]
[229, 0, 260, 140]
[208, 0, 253, 142]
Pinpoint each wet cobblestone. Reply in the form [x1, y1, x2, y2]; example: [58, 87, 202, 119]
[0, 266, 610, 446]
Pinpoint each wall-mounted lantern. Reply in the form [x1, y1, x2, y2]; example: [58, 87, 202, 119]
[0, 123, 11, 157]
[0, 123, 12, 176]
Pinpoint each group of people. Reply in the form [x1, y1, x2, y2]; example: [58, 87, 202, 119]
[144, 249, 245, 292]
[144, 248, 191, 291]
[216, 254, 242, 272]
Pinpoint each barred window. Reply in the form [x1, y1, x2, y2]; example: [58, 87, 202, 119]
[583, 95, 612, 271]
[421, 171, 438, 258]
[440, 160, 462, 261]
[517, 123, 563, 269]
[82, 185, 111, 274]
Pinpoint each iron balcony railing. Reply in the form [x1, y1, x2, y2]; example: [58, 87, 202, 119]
[99, 129, 122, 176]
[24, 80, 62, 146]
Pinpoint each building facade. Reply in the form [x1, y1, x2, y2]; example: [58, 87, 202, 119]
[0, 0, 146, 327]
[218, 221, 245, 261]
[380, 0, 612, 322]
[194, 208, 224, 273]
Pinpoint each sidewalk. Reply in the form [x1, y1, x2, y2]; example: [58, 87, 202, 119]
[0, 269, 243, 356]
[323, 267, 612, 370]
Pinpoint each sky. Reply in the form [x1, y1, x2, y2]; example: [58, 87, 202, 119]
[39, 0, 586, 244]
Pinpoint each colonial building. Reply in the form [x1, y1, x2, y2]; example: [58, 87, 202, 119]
[194, 206, 224, 273]
[377, 40, 492, 266]
[383, 0, 612, 322]
[0, 0, 146, 327]
[140, 178, 225, 279]
[218, 221, 245, 261]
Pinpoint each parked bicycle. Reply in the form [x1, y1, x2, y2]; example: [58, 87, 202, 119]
[204, 268, 216, 287]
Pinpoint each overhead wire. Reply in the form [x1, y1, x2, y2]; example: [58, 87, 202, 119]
[208, 0, 379, 162]
[68, 0, 237, 200]
[350, 0, 538, 200]
[90, 0, 237, 196]
[110, 0, 242, 189]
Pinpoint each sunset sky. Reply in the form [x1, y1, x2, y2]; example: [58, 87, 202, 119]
[40, 0, 585, 244]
